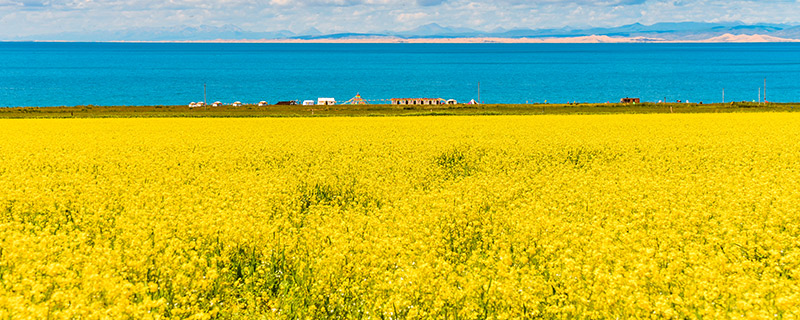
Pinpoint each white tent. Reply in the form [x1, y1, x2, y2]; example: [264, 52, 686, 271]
[317, 98, 336, 105]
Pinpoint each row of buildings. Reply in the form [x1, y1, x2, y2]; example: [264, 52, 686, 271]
[188, 94, 481, 107]
[189, 101, 269, 108]
[191, 96, 644, 107]
[390, 98, 462, 105]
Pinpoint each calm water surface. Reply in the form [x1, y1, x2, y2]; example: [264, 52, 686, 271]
[1, 42, 798, 106]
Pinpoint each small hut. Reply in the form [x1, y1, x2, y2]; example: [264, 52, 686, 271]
[317, 98, 336, 105]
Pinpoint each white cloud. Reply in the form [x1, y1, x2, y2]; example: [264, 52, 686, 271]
[1, 0, 799, 38]
[395, 12, 427, 23]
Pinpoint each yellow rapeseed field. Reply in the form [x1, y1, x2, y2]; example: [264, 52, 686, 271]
[1, 114, 799, 319]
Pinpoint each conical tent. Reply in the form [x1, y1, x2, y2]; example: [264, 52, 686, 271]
[343, 93, 368, 105]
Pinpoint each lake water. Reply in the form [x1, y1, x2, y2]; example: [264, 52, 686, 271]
[1, 42, 798, 107]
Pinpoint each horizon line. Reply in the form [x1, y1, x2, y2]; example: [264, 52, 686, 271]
[4, 33, 800, 44]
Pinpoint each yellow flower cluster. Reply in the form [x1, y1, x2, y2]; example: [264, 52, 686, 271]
[1, 114, 799, 319]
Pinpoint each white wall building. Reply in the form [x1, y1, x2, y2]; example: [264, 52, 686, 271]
[317, 98, 336, 105]
[391, 98, 445, 105]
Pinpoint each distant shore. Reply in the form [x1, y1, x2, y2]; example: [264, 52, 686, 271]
[206, 34, 800, 44]
[12, 33, 800, 44]
[2, 102, 798, 119]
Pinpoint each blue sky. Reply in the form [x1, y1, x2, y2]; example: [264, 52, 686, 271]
[1, 0, 799, 38]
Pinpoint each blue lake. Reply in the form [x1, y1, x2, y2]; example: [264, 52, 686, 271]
[1, 42, 798, 107]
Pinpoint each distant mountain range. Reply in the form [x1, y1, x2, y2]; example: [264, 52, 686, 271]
[12, 22, 800, 42]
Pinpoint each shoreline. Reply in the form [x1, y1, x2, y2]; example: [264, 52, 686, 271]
[2, 102, 797, 119]
[7, 34, 800, 44]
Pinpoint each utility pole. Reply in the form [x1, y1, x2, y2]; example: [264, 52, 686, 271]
[764, 77, 766, 103]
[722, 88, 725, 103]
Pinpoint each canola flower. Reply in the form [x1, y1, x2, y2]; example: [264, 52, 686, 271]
[0, 114, 799, 319]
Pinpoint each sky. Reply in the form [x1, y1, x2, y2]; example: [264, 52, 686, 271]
[1, 0, 799, 38]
